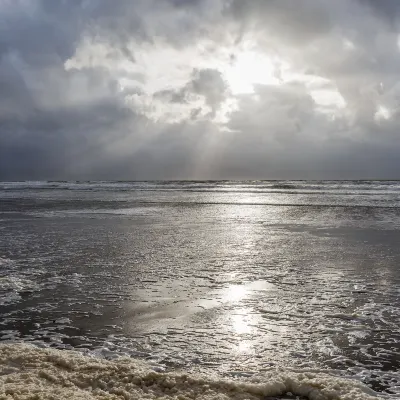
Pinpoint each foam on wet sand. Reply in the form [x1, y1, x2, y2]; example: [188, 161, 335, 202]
[0, 344, 378, 399]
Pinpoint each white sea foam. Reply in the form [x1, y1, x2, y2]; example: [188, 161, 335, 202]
[0, 344, 378, 399]
[0, 275, 40, 306]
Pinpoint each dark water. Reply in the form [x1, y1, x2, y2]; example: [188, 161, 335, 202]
[0, 181, 399, 397]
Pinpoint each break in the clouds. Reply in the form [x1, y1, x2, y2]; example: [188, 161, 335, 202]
[1, 0, 400, 180]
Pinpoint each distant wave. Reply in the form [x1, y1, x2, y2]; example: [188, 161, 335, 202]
[2, 180, 400, 193]
[270, 183, 296, 189]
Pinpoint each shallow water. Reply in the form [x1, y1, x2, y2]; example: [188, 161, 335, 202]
[0, 181, 399, 397]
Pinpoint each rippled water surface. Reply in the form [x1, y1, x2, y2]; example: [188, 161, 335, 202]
[1, 181, 399, 397]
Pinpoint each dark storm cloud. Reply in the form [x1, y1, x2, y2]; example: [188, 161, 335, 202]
[358, 0, 400, 23]
[0, 0, 84, 66]
[220, 82, 400, 179]
[1, 0, 400, 179]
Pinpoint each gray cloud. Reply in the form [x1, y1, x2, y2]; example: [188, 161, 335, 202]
[190, 68, 228, 117]
[154, 68, 228, 118]
[227, 0, 333, 46]
[1, 0, 400, 180]
[358, 0, 400, 23]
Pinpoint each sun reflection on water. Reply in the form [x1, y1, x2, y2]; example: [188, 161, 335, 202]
[231, 312, 252, 334]
[236, 341, 254, 354]
[223, 284, 248, 302]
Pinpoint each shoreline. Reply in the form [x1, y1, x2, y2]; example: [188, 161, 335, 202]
[0, 343, 378, 400]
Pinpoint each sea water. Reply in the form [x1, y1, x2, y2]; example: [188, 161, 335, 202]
[0, 181, 399, 398]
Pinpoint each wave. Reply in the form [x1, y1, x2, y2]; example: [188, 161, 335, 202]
[270, 183, 297, 189]
[0, 344, 378, 399]
[2, 180, 400, 193]
[0, 276, 40, 305]
[0, 257, 44, 306]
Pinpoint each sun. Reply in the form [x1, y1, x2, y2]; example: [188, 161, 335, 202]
[222, 49, 282, 94]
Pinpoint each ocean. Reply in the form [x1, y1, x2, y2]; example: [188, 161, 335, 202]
[0, 180, 399, 398]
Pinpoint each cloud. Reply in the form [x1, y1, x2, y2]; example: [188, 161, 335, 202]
[226, 0, 333, 47]
[152, 68, 228, 120]
[358, 0, 400, 23]
[189, 68, 228, 117]
[1, 0, 400, 179]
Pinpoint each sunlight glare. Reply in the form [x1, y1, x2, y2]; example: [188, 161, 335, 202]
[224, 284, 248, 302]
[231, 313, 252, 334]
[224, 50, 281, 94]
[236, 341, 253, 353]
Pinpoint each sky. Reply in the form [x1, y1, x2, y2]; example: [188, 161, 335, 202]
[1, 0, 400, 180]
